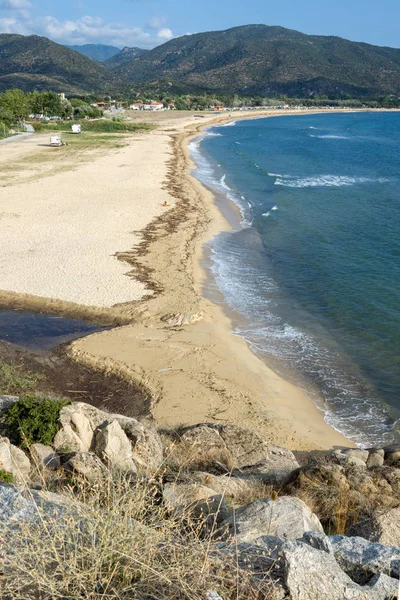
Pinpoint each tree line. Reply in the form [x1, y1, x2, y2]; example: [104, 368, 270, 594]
[0, 90, 102, 130]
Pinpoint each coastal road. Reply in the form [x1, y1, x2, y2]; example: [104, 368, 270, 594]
[0, 123, 35, 145]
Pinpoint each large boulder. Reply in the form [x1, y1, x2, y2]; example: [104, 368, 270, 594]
[0, 482, 86, 529]
[222, 496, 323, 543]
[282, 541, 398, 600]
[168, 423, 299, 482]
[331, 535, 400, 584]
[54, 402, 163, 474]
[95, 420, 136, 472]
[347, 507, 400, 547]
[233, 536, 399, 600]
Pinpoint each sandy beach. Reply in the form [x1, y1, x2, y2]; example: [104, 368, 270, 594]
[0, 108, 360, 450]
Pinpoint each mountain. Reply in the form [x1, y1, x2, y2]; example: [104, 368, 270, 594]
[109, 24, 400, 97]
[104, 46, 148, 68]
[66, 44, 121, 62]
[0, 34, 122, 93]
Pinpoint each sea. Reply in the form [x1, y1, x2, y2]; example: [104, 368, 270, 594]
[189, 111, 400, 447]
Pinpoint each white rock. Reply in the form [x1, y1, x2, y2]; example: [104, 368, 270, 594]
[10, 445, 31, 482]
[95, 420, 136, 472]
[0, 438, 13, 473]
[222, 496, 324, 543]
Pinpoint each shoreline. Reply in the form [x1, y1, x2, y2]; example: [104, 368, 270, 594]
[3, 107, 392, 449]
[69, 108, 362, 450]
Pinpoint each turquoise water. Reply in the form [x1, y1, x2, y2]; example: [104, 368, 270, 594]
[190, 112, 400, 446]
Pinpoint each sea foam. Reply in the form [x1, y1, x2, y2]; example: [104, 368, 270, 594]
[272, 174, 385, 188]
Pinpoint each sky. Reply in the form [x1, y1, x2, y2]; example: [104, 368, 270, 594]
[0, 0, 399, 50]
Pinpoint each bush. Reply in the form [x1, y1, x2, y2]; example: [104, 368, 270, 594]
[0, 468, 13, 483]
[5, 395, 70, 448]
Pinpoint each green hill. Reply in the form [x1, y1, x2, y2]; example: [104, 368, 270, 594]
[104, 46, 148, 68]
[66, 44, 121, 62]
[110, 24, 400, 97]
[0, 34, 122, 93]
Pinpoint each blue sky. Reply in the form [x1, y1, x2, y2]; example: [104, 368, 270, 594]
[0, 0, 399, 49]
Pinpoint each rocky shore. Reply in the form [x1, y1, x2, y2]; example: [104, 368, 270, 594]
[1, 395, 399, 599]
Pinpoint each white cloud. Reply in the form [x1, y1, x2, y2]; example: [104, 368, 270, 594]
[157, 27, 173, 40]
[1, 0, 32, 9]
[0, 12, 174, 47]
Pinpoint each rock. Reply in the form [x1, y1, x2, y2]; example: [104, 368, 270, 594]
[282, 541, 397, 600]
[367, 452, 385, 468]
[301, 531, 333, 554]
[283, 541, 363, 599]
[383, 445, 400, 466]
[163, 482, 229, 526]
[57, 404, 94, 451]
[363, 573, 400, 599]
[186, 471, 268, 503]
[177, 423, 267, 469]
[63, 452, 108, 484]
[0, 395, 19, 415]
[10, 444, 31, 482]
[30, 444, 60, 470]
[171, 424, 299, 482]
[342, 448, 370, 463]
[95, 420, 136, 472]
[330, 535, 400, 584]
[347, 507, 400, 548]
[252, 445, 300, 484]
[0, 482, 85, 529]
[0, 438, 30, 483]
[118, 419, 163, 474]
[333, 449, 367, 468]
[55, 402, 163, 475]
[53, 424, 88, 453]
[385, 451, 400, 466]
[222, 496, 324, 543]
[0, 438, 13, 473]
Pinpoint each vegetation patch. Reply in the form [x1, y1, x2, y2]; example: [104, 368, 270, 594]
[31, 119, 154, 134]
[0, 359, 43, 395]
[5, 395, 70, 448]
[0, 468, 13, 483]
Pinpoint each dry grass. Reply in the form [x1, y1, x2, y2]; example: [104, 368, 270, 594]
[1, 472, 278, 599]
[0, 359, 43, 395]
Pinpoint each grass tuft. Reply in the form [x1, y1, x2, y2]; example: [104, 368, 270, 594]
[0, 359, 43, 395]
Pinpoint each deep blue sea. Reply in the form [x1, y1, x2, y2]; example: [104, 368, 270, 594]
[190, 112, 400, 446]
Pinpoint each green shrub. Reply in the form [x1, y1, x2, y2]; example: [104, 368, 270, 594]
[0, 469, 13, 483]
[5, 395, 70, 448]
